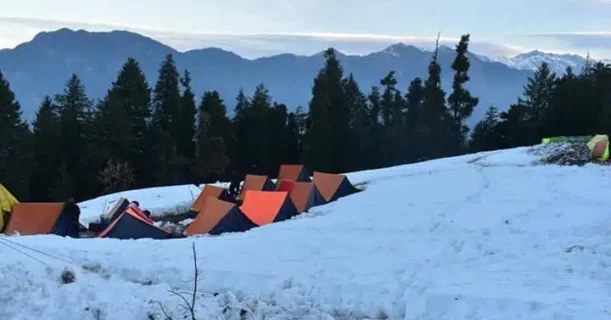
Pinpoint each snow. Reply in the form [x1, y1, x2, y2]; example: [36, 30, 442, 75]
[78, 182, 229, 225]
[2, 146, 611, 319]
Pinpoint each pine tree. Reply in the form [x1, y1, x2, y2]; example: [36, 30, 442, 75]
[98, 57, 153, 187]
[304, 48, 347, 172]
[367, 86, 383, 167]
[269, 103, 289, 173]
[249, 83, 272, 174]
[421, 38, 449, 159]
[469, 106, 500, 152]
[344, 74, 374, 170]
[151, 54, 182, 185]
[177, 69, 196, 158]
[448, 34, 479, 153]
[0, 70, 33, 200]
[405, 77, 425, 161]
[30, 96, 61, 201]
[285, 112, 301, 164]
[195, 91, 232, 181]
[522, 62, 556, 134]
[232, 89, 251, 175]
[53, 74, 93, 200]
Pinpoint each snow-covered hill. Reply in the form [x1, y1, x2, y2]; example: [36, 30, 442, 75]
[1, 146, 610, 319]
[492, 50, 610, 75]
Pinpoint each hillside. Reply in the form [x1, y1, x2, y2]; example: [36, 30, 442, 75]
[1, 146, 609, 319]
[0, 28, 532, 125]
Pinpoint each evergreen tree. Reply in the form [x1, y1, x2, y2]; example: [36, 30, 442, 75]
[469, 106, 500, 152]
[30, 96, 61, 201]
[379, 71, 405, 165]
[367, 86, 383, 166]
[53, 74, 93, 200]
[248, 83, 272, 174]
[232, 89, 251, 175]
[195, 90, 232, 180]
[522, 62, 556, 137]
[0, 70, 33, 200]
[421, 41, 449, 159]
[177, 69, 196, 158]
[304, 48, 347, 172]
[285, 112, 301, 164]
[448, 34, 479, 153]
[98, 57, 153, 187]
[151, 54, 182, 185]
[405, 77, 425, 161]
[344, 75, 375, 170]
[269, 102, 289, 173]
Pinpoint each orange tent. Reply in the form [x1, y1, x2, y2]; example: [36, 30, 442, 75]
[98, 207, 169, 239]
[313, 171, 359, 202]
[237, 175, 275, 200]
[185, 197, 256, 236]
[4, 202, 76, 236]
[289, 182, 326, 213]
[190, 185, 233, 213]
[277, 179, 296, 193]
[277, 164, 311, 182]
[240, 191, 298, 226]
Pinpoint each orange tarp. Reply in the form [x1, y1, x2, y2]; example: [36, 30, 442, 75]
[4, 203, 64, 235]
[289, 182, 315, 213]
[191, 185, 225, 212]
[240, 191, 288, 226]
[238, 175, 272, 199]
[98, 207, 154, 238]
[313, 172, 345, 202]
[278, 165, 306, 182]
[185, 197, 235, 235]
[277, 179, 295, 193]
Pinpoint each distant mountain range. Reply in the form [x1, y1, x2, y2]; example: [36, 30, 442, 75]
[0, 28, 606, 125]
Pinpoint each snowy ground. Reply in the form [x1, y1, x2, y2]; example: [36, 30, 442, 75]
[78, 182, 230, 225]
[2, 146, 611, 319]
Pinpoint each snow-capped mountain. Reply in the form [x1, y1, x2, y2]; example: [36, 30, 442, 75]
[490, 50, 611, 75]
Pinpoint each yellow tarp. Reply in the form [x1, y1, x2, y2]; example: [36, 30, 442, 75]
[587, 135, 610, 161]
[0, 184, 19, 231]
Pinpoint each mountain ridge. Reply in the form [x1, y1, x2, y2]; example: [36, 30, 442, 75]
[0, 28, 566, 125]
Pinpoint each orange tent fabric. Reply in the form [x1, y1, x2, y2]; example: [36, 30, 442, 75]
[191, 185, 228, 213]
[277, 179, 295, 192]
[240, 191, 297, 226]
[98, 207, 169, 239]
[185, 197, 256, 235]
[289, 182, 325, 213]
[237, 175, 275, 200]
[277, 164, 310, 182]
[4, 203, 65, 235]
[313, 171, 359, 202]
[186, 198, 235, 235]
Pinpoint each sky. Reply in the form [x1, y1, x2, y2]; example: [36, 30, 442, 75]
[1, 0, 611, 59]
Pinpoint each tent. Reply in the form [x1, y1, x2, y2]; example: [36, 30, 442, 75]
[98, 207, 170, 239]
[276, 179, 296, 193]
[3, 202, 78, 236]
[277, 164, 311, 182]
[313, 171, 359, 202]
[289, 182, 326, 213]
[105, 197, 130, 221]
[190, 185, 234, 213]
[586, 135, 609, 161]
[240, 191, 298, 226]
[0, 184, 18, 232]
[185, 197, 256, 236]
[237, 175, 276, 200]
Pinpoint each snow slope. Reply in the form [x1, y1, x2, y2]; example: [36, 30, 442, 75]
[2, 146, 610, 319]
[78, 182, 229, 225]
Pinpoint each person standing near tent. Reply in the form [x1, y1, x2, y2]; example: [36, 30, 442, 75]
[229, 171, 242, 197]
[64, 198, 81, 238]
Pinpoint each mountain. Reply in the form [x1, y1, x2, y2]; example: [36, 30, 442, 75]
[494, 50, 588, 75]
[0, 28, 533, 125]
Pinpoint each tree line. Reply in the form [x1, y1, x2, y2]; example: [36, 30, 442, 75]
[1, 34, 609, 202]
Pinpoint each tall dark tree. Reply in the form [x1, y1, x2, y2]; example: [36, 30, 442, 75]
[448, 34, 479, 153]
[177, 69, 197, 158]
[30, 96, 61, 201]
[367, 86, 383, 166]
[248, 83, 272, 174]
[232, 89, 251, 175]
[470, 106, 500, 152]
[285, 112, 301, 164]
[53, 74, 93, 200]
[344, 74, 375, 170]
[421, 38, 449, 159]
[522, 62, 556, 138]
[0, 71, 33, 200]
[195, 90, 232, 180]
[304, 48, 348, 173]
[98, 57, 153, 187]
[151, 54, 182, 185]
[405, 77, 425, 161]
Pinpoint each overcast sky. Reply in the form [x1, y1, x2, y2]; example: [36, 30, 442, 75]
[1, 0, 610, 58]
